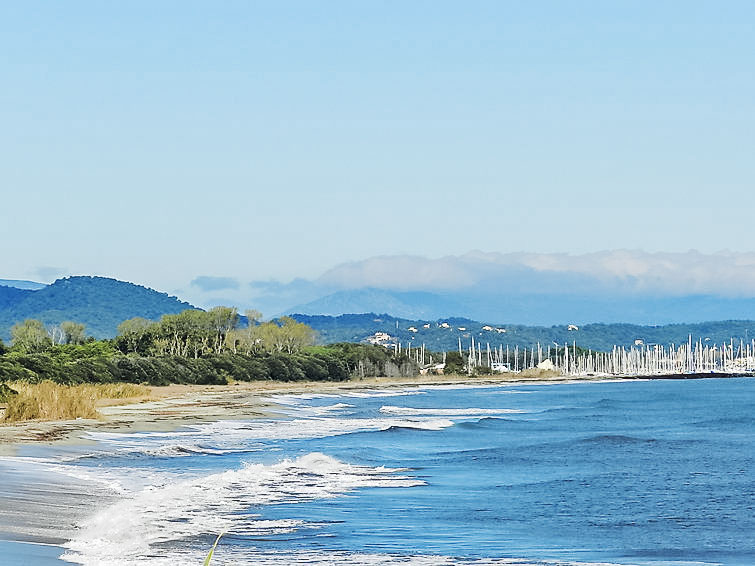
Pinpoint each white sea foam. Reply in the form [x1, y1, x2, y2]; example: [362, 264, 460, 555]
[60, 452, 424, 565]
[62, 543, 651, 566]
[379, 406, 523, 416]
[187, 415, 457, 439]
[223, 554, 648, 566]
[273, 401, 356, 417]
[82, 414, 456, 455]
[267, 388, 426, 406]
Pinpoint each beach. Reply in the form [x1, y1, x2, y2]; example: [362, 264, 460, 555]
[1, 375, 752, 566]
[0, 372, 576, 456]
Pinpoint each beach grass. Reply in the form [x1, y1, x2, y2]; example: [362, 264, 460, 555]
[203, 533, 223, 566]
[2, 381, 151, 423]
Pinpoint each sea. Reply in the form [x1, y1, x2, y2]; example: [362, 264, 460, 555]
[0, 377, 753, 566]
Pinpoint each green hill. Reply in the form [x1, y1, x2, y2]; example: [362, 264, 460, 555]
[292, 313, 755, 352]
[0, 276, 196, 341]
[0, 285, 35, 311]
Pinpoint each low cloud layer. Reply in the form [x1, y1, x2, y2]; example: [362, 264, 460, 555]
[34, 266, 68, 282]
[190, 276, 240, 292]
[179, 250, 755, 321]
[316, 250, 755, 297]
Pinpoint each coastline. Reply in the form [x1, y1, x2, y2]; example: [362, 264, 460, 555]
[1, 371, 750, 456]
[0, 373, 751, 566]
[0, 373, 584, 455]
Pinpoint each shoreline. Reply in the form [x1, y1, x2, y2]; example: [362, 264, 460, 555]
[0, 372, 750, 456]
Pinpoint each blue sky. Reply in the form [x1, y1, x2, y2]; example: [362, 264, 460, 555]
[2, 1, 754, 307]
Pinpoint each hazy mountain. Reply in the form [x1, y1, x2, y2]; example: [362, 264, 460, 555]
[0, 279, 46, 290]
[287, 288, 755, 326]
[0, 285, 36, 311]
[292, 313, 755, 352]
[0, 276, 196, 341]
[286, 288, 468, 320]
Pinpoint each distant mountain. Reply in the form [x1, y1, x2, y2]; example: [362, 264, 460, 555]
[0, 279, 46, 290]
[0, 276, 196, 341]
[0, 285, 35, 311]
[287, 288, 755, 326]
[286, 288, 467, 320]
[292, 313, 755, 352]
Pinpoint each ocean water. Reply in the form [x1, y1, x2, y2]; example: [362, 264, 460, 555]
[0, 377, 753, 566]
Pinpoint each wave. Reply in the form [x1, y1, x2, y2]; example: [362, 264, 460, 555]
[268, 389, 426, 405]
[379, 406, 522, 416]
[60, 453, 424, 565]
[61, 542, 665, 566]
[63, 444, 257, 462]
[79, 412, 458, 463]
[456, 417, 520, 429]
[381, 419, 455, 432]
[593, 398, 625, 409]
[275, 402, 356, 418]
[580, 434, 657, 445]
[691, 415, 755, 428]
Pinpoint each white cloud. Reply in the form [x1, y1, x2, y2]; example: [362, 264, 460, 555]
[176, 250, 755, 318]
[314, 250, 755, 297]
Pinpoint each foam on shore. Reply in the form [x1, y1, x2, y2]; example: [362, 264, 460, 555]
[60, 452, 423, 565]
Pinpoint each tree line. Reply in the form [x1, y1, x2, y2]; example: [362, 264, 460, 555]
[0, 308, 421, 386]
[114, 307, 317, 358]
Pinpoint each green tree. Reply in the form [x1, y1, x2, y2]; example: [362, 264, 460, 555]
[61, 321, 87, 345]
[208, 306, 239, 354]
[244, 309, 262, 325]
[444, 351, 464, 374]
[278, 317, 316, 353]
[11, 319, 52, 353]
[116, 317, 154, 354]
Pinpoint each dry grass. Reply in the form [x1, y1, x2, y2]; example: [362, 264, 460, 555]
[3, 381, 151, 423]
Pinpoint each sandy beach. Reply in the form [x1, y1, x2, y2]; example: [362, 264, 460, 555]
[0, 373, 582, 455]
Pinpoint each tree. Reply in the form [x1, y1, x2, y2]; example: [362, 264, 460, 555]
[47, 324, 65, 346]
[116, 317, 154, 354]
[61, 321, 86, 345]
[11, 319, 52, 353]
[278, 317, 316, 353]
[208, 306, 239, 354]
[244, 309, 262, 325]
[444, 351, 464, 374]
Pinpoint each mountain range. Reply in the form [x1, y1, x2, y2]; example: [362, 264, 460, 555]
[177, 252, 755, 326]
[2, 274, 755, 352]
[286, 287, 755, 326]
[291, 313, 755, 352]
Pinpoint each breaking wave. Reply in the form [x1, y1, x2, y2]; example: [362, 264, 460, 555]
[379, 406, 522, 416]
[60, 453, 423, 565]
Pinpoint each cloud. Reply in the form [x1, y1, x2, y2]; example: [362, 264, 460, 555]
[317, 255, 476, 290]
[313, 250, 755, 297]
[176, 250, 755, 320]
[190, 276, 240, 292]
[34, 266, 68, 282]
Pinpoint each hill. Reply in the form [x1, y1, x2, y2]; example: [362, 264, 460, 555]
[0, 279, 46, 290]
[291, 313, 755, 352]
[286, 288, 467, 320]
[0, 276, 196, 341]
[0, 285, 35, 311]
[287, 288, 755, 326]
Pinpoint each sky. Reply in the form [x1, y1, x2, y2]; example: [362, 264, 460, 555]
[2, 1, 754, 309]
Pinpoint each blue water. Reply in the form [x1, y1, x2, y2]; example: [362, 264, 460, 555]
[2, 378, 754, 566]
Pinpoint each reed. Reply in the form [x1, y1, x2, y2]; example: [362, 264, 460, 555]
[203, 533, 223, 566]
[2, 381, 151, 423]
